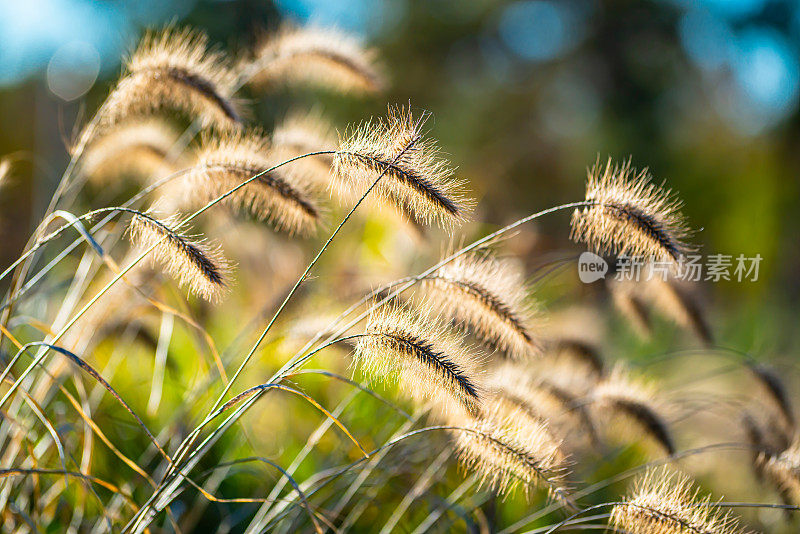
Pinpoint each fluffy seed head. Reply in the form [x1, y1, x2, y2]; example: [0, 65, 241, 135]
[98, 28, 240, 132]
[444, 405, 570, 502]
[609, 278, 653, 339]
[571, 158, 694, 263]
[423, 253, 538, 359]
[189, 130, 321, 235]
[333, 106, 471, 229]
[354, 302, 483, 416]
[611, 468, 746, 534]
[127, 213, 230, 302]
[80, 119, 181, 183]
[488, 362, 599, 448]
[271, 109, 336, 187]
[761, 436, 800, 505]
[247, 25, 384, 94]
[593, 366, 674, 455]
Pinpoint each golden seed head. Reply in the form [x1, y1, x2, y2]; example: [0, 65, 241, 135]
[127, 212, 231, 302]
[571, 158, 694, 263]
[333, 105, 472, 230]
[423, 253, 538, 359]
[80, 118, 181, 184]
[611, 468, 746, 534]
[98, 27, 240, 134]
[443, 403, 570, 501]
[354, 302, 483, 416]
[188, 129, 322, 236]
[593, 365, 674, 455]
[247, 24, 384, 94]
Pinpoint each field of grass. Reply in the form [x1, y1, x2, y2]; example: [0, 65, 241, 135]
[1, 17, 799, 534]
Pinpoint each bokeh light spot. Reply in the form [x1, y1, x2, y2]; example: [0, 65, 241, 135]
[46, 41, 100, 101]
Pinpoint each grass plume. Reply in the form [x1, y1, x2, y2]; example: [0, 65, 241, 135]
[423, 252, 538, 359]
[127, 212, 230, 302]
[333, 105, 471, 229]
[571, 158, 694, 262]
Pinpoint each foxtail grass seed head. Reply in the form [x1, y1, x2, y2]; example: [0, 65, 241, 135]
[423, 253, 538, 359]
[571, 158, 694, 263]
[247, 24, 384, 94]
[333, 106, 472, 229]
[762, 436, 800, 506]
[97, 28, 240, 134]
[609, 278, 653, 339]
[444, 407, 570, 502]
[190, 130, 321, 235]
[271, 109, 337, 187]
[80, 119, 181, 183]
[593, 366, 674, 455]
[611, 468, 746, 534]
[488, 363, 599, 448]
[354, 302, 483, 416]
[127, 213, 230, 302]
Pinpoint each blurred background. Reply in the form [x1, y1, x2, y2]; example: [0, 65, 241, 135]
[1, 0, 798, 347]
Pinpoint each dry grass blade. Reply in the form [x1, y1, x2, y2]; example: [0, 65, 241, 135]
[247, 24, 384, 94]
[127, 213, 230, 302]
[423, 253, 537, 359]
[571, 158, 694, 263]
[333, 105, 471, 229]
[189, 130, 321, 235]
[80, 119, 181, 183]
[94, 27, 240, 135]
[611, 468, 747, 534]
[354, 302, 483, 416]
[593, 366, 674, 455]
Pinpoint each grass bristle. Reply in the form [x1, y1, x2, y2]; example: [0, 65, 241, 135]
[611, 468, 746, 534]
[127, 212, 230, 302]
[98, 28, 240, 133]
[190, 129, 322, 236]
[80, 119, 181, 183]
[354, 302, 483, 416]
[247, 24, 384, 94]
[333, 105, 472, 230]
[592, 366, 674, 455]
[570, 158, 694, 263]
[423, 253, 538, 359]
